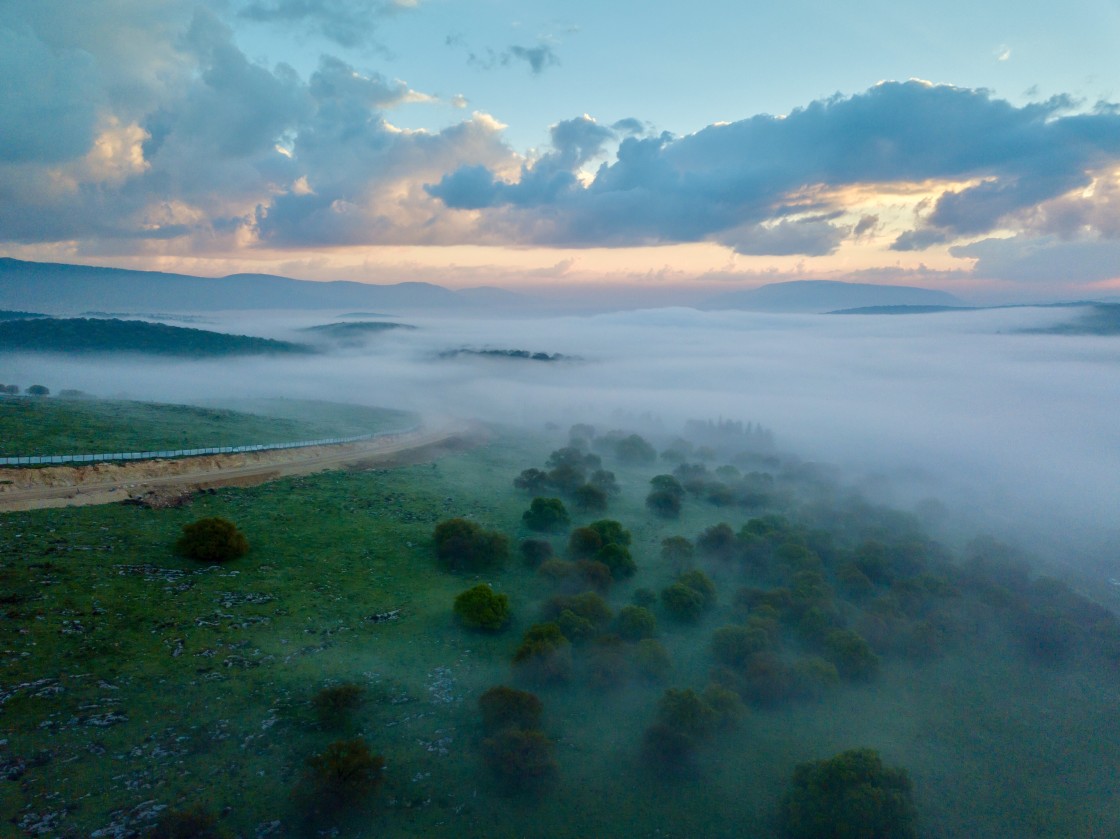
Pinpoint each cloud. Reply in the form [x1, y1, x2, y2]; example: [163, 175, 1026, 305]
[506, 43, 559, 75]
[447, 34, 561, 76]
[952, 235, 1120, 284]
[717, 217, 848, 256]
[237, 0, 414, 48]
[0, 24, 102, 163]
[427, 82, 1120, 252]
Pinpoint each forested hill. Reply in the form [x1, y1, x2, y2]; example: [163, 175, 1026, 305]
[0, 318, 311, 357]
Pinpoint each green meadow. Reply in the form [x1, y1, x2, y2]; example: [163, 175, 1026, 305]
[2, 404, 1119, 837]
[0, 397, 410, 457]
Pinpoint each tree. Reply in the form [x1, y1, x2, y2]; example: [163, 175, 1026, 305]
[514, 468, 550, 494]
[479, 685, 543, 732]
[175, 517, 249, 563]
[433, 518, 509, 572]
[513, 623, 572, 684]
[697, 523, 736, 559]
[588, 469, 620, 495]
[482, 728, 557, 792]
[304, 738, 386, 805]
[522, 497, 571, 532]
[25, 384, 49, 396]
[615, 434, 657, 464]
[312, 683, 365, 728]
[778, 749, 917, 839]
[596, 543, 636, 579]
[646, 489, 682, 519]
[660, 583, 705, 623]
[572, 484, 608, 513]
[617, 605, 657, 640]
[660, 536, 694, 574]
[454, 584, 512, 631]
[519, 538, 553, 567]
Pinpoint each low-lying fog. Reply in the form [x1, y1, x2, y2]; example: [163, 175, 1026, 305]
[7, 304, 1119, 578]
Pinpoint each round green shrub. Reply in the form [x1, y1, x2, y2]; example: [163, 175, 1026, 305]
[779, 748, 917, 839]
[522, 497, 571, 532]
[478, 685, 543, 732]
[174, 517, 248, 563]
[661, 582, 705, 623]
[617, 605, 657, 641]
[454, 584, 511, 631]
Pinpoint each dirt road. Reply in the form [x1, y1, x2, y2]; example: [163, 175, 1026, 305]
[0, 423, 482, 512]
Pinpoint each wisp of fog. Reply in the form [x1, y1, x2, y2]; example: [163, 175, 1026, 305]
[7, 304, 1119, 574]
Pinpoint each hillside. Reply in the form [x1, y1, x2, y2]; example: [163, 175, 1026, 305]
[0, 318, 311, 357]
[0, 258, 524, 313]
[704, 280, 964, 313]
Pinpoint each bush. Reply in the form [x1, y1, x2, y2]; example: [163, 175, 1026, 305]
[151, 805, 228, 839]
[573, 484, 608, 513]
[304, 738, 386, 804]
[522, 497, 571, 532]
[482, 728, 557, 791]
[634, 638, 672, 682]
[617, 605, 656, 640]
[513, 623, 573, 684]
[568, 527, 604, 559]
[646, 489, 682, 519]
[478, 685, 543, 732]
[710, 625, 769, 667]
[661, 583, 705, 623]
[543, 591, 612, 631]
[433, 518, 509, 572]
[778, 748, 917, 839]
[454, 584, 512, 631]
[615, 433, 656, 464]
[519, 538, 553, 567]
[514, 468, 550, 493]
[791, 657, 840, 699]
[678, 569, 717, 609]
[596, 542, 636, 579]
[175, 517, 249, 563]
[822, 629, 880, 680]
[312, 683, 365, 727]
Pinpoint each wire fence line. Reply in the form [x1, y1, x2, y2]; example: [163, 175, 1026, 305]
[0, 425, 421, 467]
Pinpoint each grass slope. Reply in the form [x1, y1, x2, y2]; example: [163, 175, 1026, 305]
[1, 423, 1118, 837]
[0, 397, 412, 456]
[0, 318, 310, 357]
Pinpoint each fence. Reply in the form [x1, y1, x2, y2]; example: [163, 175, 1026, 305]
[0, 425, 420, 466]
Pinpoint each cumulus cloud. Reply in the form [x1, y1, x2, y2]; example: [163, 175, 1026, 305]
[0, 24, 102, 163]
[952, 235, 1120, 284]
[428, 82, 1120, 252]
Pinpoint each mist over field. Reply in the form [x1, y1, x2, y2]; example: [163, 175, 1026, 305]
[7, 304, 1119, 574]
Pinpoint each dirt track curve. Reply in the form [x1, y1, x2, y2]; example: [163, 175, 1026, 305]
[0, 423, 483, 512]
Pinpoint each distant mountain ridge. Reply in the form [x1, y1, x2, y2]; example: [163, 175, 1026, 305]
[0, 258, 522, 314]
[703, 280, 963, 312]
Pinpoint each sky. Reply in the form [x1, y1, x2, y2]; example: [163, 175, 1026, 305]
[2, 0, 1120, 301]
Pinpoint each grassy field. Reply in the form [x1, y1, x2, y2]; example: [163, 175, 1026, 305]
[2, 418, 1119, 837]
[0, 397, 413, 457]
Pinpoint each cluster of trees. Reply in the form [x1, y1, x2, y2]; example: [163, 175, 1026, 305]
[477, 686, 556, 792]
[514, 445, 619, 513]
[645, 462, 776, 518]
[641, 685, 743, 772]
[432, 518, 510, 571]
[0, 317, 311, 357]
[0, 383, 46, 395]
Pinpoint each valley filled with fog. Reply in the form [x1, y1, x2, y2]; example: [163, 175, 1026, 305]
[7, 304, 1119, 579]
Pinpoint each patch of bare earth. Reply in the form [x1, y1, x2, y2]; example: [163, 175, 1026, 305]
[0, 424, 484, 512]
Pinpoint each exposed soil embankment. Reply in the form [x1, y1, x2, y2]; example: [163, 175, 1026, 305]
[0, 424, 483, 512]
